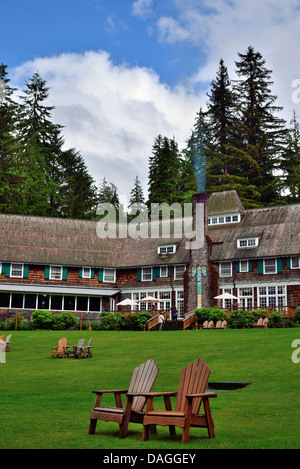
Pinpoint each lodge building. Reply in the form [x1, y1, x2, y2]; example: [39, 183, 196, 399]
[0, 190, 299, 321]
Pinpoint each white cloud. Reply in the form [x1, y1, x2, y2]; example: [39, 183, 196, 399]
[155, 0, 300, 120]
[12, 51, 202, 198]
[157, 17, 190, 43]
[132, 0, 153, 19]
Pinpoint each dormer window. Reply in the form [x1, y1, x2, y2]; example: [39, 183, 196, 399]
[208, 213, 240, 225]
[237, 238, 258, 248]
[157, 245, 176, 255]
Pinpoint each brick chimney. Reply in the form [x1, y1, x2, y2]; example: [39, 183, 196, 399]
[185, 192, 214, 312]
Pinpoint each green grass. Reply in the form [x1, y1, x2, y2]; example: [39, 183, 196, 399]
[1, 328, 299, 449]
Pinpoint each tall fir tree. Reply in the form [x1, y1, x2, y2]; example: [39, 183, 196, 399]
[147, 135, 182, 206]
[128, 175, 145, 207]
[17, 72, 64, 216]
[0, 64, 29, 214]
[232, 46, 287, 206]
[58, 148, 99, 219]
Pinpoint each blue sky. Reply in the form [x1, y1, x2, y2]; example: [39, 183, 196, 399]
[2, 0, 300, 200]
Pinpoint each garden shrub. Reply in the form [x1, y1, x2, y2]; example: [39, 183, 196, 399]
[129, 311, 153, 330]
[268, 311, 284, 328]
[98, 311, 130, 330]
[227, 310, 253, 328]
[194, 307, 228, 325]
[294, 307, 300, 323]
[7, 312, 26, 330]
[52, 312, 79, 330]
[249, 309, 269, 321]
[194, 308, 211, 324]
[31, 310, 53, 329]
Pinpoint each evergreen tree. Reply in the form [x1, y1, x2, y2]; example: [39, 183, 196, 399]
[128, 176, 145, 207]
[58, 148, 99, 219]
[17, 72, 64, 216]
[98, 177, 120, 209]
[0, 64, 27, 213]
[232, 46, 287, 205]
[147, 135, 182, 206]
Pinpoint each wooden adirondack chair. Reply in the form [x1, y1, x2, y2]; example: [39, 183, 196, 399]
[128, 358, 217, 444]
[215, 320, 227, 329]
[64, 339, 85, 358]
[51, 337, 67, 358]
[88, 359, 159, 439]
[77, 337, 93, 358]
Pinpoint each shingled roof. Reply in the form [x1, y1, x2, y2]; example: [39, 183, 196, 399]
[207, 190, 246, 216]
[209, 203, 300, 261]
[0, 214, 189, 268]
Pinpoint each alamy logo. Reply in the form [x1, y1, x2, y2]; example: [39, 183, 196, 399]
[0, 78, 5, 104]
[291, 79, 300, 104]
[291, 339, 300, 364]
[96, 201, 205, 250]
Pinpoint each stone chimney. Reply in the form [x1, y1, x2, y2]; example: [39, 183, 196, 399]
[185, 192, 214, 312]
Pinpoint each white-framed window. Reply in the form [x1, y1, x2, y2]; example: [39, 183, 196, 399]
[240, 260, 249, 272]
[50, 266, 62, 280]
[142, 268, 152, 281]
[103, 268, 116, 283]
[264, 258, 277, 274]
[158, 245, 176, 255]
[238, 287, 253, 308]
[176, 290, 184, 318]
[291, 257, 300, 269]
[237, 238, 258, 248]
[82, 267, 91, 278]
[159, 291, 171, 311]
[175, 265, 185, 279]
[160, 266, 168, 277]
[11, 263, 24, 278]
[208, 213, 240, 225]
[258, 285, 286, 308]
[219, 262, 232, 277]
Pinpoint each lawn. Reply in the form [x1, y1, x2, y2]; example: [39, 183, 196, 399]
[1, 328, 299, 450]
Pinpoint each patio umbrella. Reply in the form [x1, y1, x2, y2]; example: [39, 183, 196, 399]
[116, 298, 139, 306]
[137, 296, 161, 303]
[214, 292, 238, 300]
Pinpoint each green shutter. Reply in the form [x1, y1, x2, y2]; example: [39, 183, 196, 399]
[44, 265, 50, 280]
[258, 259, 264, 275]
[137, 268, 142, 282]
[236, 261, 240, 273]
[79, 267, 82, 278]
[62, 267, 68, 280]
[287, 257, 291, 269]
[248, 260, 252, 272]
[2, 263, 11, 277]
[98, 268, 104, 282]
[91, 268, 95, 279]
[277, 258, 283, 274]
[168, 266, 171, 277]
[23, 264, 29, 278]
[153, 266, 160, 281]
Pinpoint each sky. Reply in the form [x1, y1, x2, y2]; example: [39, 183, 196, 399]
[2, 0, 300, 203]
